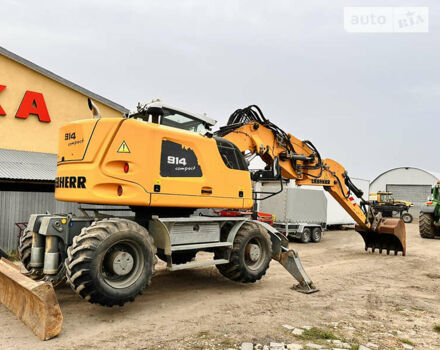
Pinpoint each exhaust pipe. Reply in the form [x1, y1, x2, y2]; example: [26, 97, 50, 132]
[87, 98, 101, 119]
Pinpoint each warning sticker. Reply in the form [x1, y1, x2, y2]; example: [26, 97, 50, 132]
[117, 141, 131, 153]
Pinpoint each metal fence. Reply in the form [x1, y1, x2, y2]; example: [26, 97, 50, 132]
[0, 190, 133, 251]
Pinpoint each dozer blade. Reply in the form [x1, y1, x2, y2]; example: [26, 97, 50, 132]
[0, 258, 62, 340]
[356, 218, 406, 256]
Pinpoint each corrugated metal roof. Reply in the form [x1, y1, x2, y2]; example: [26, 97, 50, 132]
[0, 46, 129, 114]
[0, 149, 56, 181]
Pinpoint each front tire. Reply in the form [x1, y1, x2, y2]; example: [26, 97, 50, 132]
[18, 229, 33, 271]
[419, 212, 436, 239]
[215, 223, 272, 283]
[18, 229, 66, 286]
[65, 218, 156, 306]
[402, 212, 413, 224]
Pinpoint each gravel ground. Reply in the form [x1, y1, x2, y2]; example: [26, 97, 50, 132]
[0, 222, 439, 349]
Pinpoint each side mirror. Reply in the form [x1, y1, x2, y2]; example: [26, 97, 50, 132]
[273, 157, 281, 180]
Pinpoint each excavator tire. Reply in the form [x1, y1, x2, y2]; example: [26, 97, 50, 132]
[65, 218, 157, 306]
[419, 212, 437, 239]
[18, 229, 33, 271]
[215, 223, 271, 283]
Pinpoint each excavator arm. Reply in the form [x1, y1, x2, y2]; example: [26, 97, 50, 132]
[216, 105, 406, 255]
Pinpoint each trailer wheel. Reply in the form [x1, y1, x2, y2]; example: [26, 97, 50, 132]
[311, 227, 322, 243]
[65, 218, 157, 306]
[419, 212, 436, 239]
[18, 229, 33, 271]
[215, 223, 271, 283]
[402, 212, 413, 224]
[300, 228, 312, 243]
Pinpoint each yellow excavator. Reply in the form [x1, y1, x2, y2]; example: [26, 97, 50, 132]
[0, 101, 406, 340]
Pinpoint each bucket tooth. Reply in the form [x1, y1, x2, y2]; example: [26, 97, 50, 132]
[0, 258, 62, 340]
[356, 218, 406, 256]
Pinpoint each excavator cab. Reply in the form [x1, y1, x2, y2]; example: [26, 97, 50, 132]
[131, 99, 216, 133]
[377, 191, 392, 203]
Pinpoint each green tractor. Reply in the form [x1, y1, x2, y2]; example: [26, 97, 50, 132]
[419, 182, 440, 239]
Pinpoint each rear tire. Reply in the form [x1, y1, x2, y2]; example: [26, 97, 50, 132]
[65, 218, 156, 306]
[311, 227, 322, 243]
[300, 228, 312, 243]
[419, 212, 436, 239]
[18, 229, 33, 271]
[18, 229, 66, 286]
[215, 223, 272, 283]
[402, 212, 413, 224]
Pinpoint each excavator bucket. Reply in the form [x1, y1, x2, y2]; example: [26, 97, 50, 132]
[356, 218, 406, 256]
[0, 258, 62, 340]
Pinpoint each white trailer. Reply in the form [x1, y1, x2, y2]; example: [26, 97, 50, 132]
[256, 177, 370, 229]
[323, 177, 370, 227]
[258, 185, 327, 243]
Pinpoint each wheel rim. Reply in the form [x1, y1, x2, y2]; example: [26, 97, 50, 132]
[244, 237, 266, 271]
[101, 240, 144, 289]
[312, 229, 321, 241]
[303, 229, 311, 242]
[403, 214, 411, 223]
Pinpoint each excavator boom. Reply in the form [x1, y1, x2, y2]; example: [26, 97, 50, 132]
[217, 105, 406, 255]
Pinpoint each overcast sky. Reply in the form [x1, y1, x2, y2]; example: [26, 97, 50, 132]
[2, 0, 439, 180]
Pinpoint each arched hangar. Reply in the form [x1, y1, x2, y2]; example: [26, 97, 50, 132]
[370, 167, 440, 212]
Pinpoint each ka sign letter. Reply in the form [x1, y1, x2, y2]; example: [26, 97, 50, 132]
[0, 86, 51, 123]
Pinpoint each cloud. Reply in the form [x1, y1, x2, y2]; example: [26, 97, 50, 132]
[1, 0, 439, 179]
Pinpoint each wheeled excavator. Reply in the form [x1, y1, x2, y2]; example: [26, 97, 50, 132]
[0, 101, 406, 340]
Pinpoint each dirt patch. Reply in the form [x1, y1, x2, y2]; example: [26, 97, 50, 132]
[0, 223, 439, 349]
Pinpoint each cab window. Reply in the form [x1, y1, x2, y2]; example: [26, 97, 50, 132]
[161, 108, 207, 133]
[215, 137, 248, 171]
